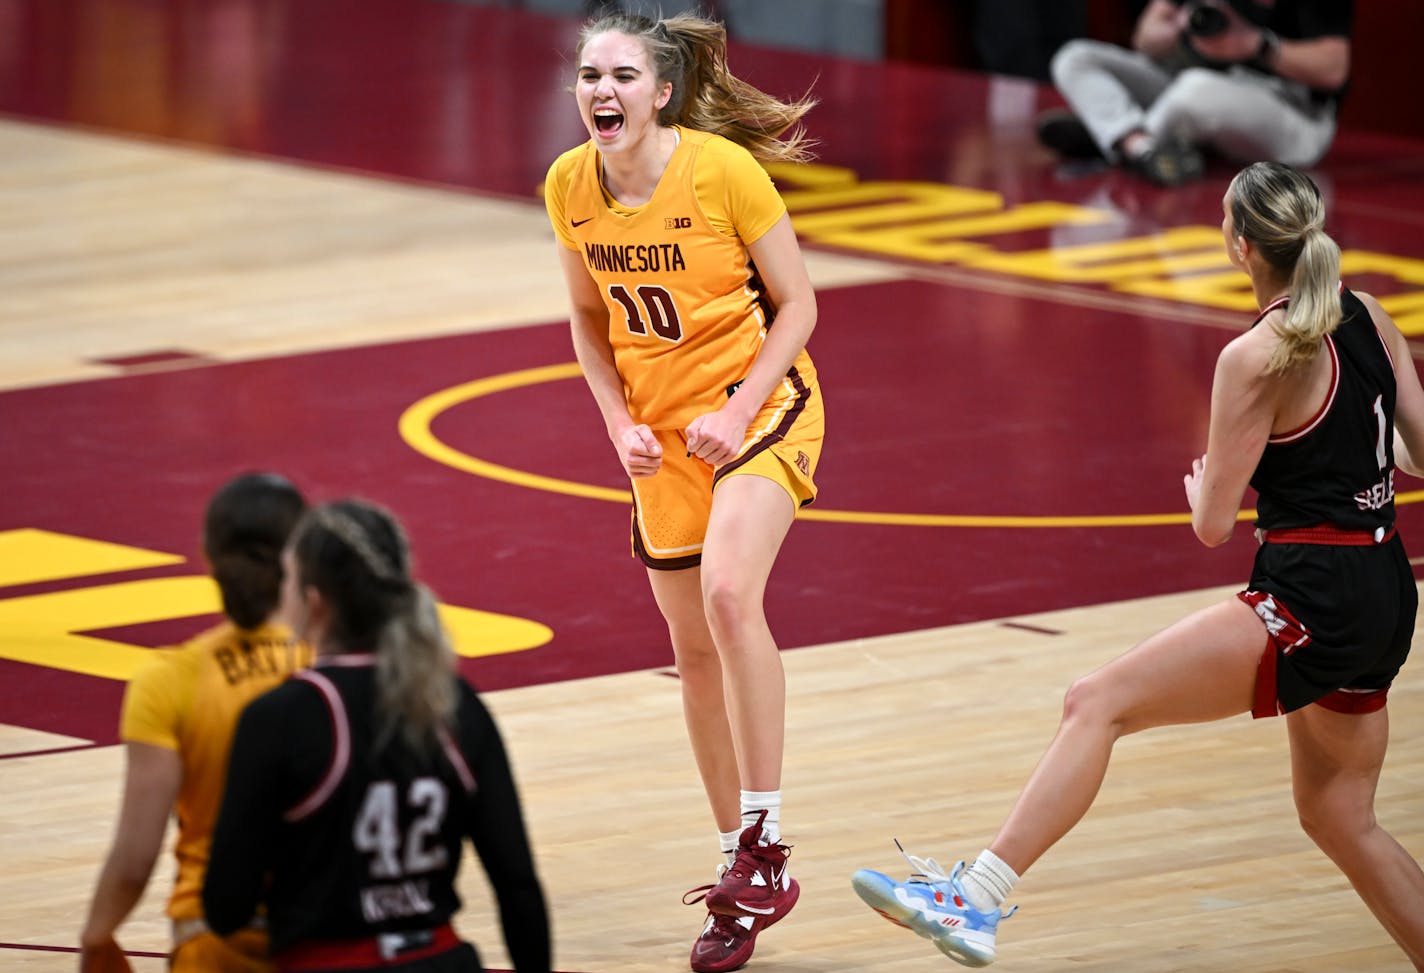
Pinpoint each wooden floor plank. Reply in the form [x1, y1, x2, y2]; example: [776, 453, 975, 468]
[6, 585, 1418, 972]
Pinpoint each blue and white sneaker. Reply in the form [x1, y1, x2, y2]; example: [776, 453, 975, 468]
[851, 841, 1016, 968]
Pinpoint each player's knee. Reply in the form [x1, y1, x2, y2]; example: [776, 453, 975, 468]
[1060, 671, 1133, 734]
[667, 619, 719, 672]
[701, 576, 756, 643]
[1294, 786, 1373, 855]
[1060, 672, 1105, 723]
[672, 638, 719, 674]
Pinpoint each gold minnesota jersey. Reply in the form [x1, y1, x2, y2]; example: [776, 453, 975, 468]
[546, 126, 817, 430]
[121, 622, 311, 920]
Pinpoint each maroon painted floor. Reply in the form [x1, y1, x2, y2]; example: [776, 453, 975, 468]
[4, 0, 1424, 744]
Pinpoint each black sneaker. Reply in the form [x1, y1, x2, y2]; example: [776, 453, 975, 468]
[1035, 109, 1103, 160]
[1124, 137, 1204, 187]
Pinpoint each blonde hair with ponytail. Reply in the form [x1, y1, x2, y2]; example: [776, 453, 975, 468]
[374, 581, 455, 754]
[1229, 161, 1343, 376]
[577, 11, 817, 164]
[294, 501, 456, 754]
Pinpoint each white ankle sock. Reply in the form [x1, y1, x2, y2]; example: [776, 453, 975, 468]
[718, 828, 741, 867]
[739, 789, 781, 844]
[960, 849, 1018, 912]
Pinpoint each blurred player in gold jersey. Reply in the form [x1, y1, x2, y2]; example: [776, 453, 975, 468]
[80, 472, 311, 972]
[545, 11, 822, 972]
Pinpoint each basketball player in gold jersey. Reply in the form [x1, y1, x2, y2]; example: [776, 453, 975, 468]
[80, 473, 312, 973]
[545, 11, 823, 973]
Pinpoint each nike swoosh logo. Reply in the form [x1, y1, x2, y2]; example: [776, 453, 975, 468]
[734, 901, 775, 915]
[571, 217, 594, 227]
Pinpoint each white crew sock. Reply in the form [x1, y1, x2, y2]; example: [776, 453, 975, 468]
[959, 848, 1019, 912]
[718, 828, 741, 867]
[739, 789, 781, 845]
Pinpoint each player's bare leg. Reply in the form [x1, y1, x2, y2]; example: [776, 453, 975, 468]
[988, 597, 1263, 871]
[699, 473, 797, 795]
[852, 597, 1267, 967]
[648, 566, 741, 831]
[1289, 704, 1424, 969]
[693, 473, 801, 935]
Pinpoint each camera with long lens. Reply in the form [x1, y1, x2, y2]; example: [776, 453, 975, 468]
[1169, 0, 1269, 37]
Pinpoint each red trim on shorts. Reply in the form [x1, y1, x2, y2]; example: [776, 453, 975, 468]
[1316, 687, 1390, 714]
[1251, 632, 1283, 719]
[1239, 590, 1315, 719]
[276, 924, 459, 971]
[1260, 524, 1395, 546]
[1239, 589, 1393, 719]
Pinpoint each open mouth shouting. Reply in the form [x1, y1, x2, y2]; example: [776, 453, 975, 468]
[593, 107, 624, 140]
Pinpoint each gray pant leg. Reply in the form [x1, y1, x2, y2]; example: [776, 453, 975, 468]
[1146, 67, 1337, 166]
[1050, 39, 1175, 157]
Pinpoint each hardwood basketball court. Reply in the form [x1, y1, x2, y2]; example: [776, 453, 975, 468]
[1, 2, 1421, 971]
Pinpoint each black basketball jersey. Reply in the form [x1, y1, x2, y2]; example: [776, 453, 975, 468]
[1250, 287, 1397, 533]
[205, 655, 549, 971]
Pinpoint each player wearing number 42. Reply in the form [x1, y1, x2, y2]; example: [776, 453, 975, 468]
[202, 500, 551, 973]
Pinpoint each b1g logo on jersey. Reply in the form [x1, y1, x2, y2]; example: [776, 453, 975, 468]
[665, 216, 692, 229]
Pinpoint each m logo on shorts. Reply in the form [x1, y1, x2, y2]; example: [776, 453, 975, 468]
[1241, 590, 1312, 655]
[795, 451, 811, 476]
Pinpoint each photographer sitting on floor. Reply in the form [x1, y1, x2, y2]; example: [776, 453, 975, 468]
[1037, 0, 1352, 186]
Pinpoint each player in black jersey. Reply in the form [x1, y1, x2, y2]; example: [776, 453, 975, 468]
[203, 500, 550, 973]
[851, 161, 1424, 969]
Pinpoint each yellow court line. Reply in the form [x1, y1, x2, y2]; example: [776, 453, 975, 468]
[398, 364, 1424, 528]
[399, 363, 628, 503]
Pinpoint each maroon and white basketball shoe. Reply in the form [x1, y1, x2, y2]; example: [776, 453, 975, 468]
[689, 910, 758, 973]
[703, 810, 799, 924]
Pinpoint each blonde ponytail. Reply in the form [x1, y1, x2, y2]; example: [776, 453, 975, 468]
[293, 500, 457, 755]
[1228, 162, 1342, 376]
[1276, 226, 1342, 374]
[376, 582, 457, 753]
[578, 12, 817, 164]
